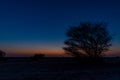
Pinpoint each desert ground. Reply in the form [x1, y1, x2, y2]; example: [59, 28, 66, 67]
[0, 57, 120, 80]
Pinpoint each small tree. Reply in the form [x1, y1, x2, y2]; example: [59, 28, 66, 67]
[63, 22, 112, 58]
[31, 53, 45, 61]
[33, 53, 45, 58]
[0, 50, 6, 58]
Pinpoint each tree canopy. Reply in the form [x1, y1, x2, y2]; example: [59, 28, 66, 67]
[0, 50, 6, 57]
[63, 22, 112, 58]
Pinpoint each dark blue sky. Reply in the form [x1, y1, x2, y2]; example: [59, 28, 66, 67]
[0, 0, 120, 56]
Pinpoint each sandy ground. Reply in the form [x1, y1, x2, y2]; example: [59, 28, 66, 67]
[0, 58, 120, 80]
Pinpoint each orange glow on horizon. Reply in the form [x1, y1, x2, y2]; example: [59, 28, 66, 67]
[3, 47, 67, 57]
[1, 45, 120, 57]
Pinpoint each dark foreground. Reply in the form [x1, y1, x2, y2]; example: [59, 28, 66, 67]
[0, 57, 120, 80]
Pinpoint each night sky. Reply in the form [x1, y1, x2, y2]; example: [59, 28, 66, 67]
[0, 0, 120, 57]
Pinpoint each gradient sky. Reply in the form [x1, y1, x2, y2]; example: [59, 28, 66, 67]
[0, 0, 120, 57]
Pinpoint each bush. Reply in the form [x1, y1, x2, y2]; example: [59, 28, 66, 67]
[31, 53, 45, 61]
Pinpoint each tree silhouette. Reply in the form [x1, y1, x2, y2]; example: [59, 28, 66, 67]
[31, 53, 45, 61]
[0, 50, 6, 58]
[33, 53, 45, 58]
[0, 50, 6, 61]
[63, 22, 112, 58]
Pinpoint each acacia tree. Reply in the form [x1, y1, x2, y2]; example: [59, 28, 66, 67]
[63, 22, 112, 58]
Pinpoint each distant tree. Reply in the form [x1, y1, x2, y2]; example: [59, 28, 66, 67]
[63, 22, 112, 59]
[0, 50, 6, 58]
[0, 50, 6, 61]
[33, 53, 45, 58]
[31, 53, 45, 61]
